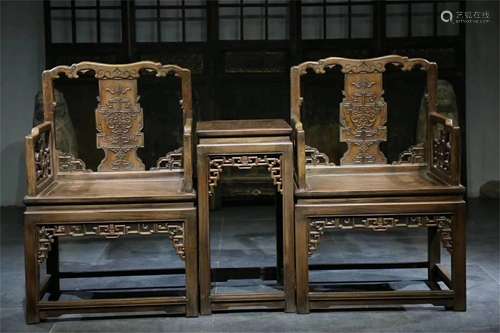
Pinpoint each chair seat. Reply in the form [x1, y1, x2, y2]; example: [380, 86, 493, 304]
[296, 169, 464, 198]
[24, 174, 195, 205]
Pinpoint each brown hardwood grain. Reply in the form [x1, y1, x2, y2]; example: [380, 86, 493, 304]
[197, 119, 292, 137]
[196, 120, 296, 314]
[291, 55, 466, 313]
[23, 61, 198, 323]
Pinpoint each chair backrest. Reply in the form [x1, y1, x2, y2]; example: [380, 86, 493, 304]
[290, 55, 438, 187]
[42, 61, 193, 181]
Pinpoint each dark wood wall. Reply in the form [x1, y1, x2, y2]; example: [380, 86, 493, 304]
[44, 0, 466, 175]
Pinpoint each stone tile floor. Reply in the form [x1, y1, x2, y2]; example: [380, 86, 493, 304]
[1, 199, 498, 332]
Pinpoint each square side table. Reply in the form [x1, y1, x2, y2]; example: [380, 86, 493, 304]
[196, 119, 295, 314]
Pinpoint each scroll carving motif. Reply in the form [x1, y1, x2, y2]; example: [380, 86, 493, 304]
[37, 222, 186, 263]
[394, 143, 425, 164]
[58, 151, 91, 172]
[305, 145, 332, 165]
[308, 215, 453, 256]
[208, 155, 282, 196]
[293, 56, 434, 77]
[152, 147, 183, 170]
[96, 82, 145, 171]
[44, 62, 190, 81]
[433, 129, 451, 172]
[340, 75, 387, 164]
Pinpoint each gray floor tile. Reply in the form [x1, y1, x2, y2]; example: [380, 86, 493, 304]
[1, 199, 498, 332]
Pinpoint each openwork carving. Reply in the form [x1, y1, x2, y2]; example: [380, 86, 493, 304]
[152, 147, 183, 170]
[433, 129, 451, 172]
[37, 222, 185, 263]
[308, 215, 453, 255]
[58, 151, 91, 172]
[437, 217, 453, 254]
[305, 145, 332, 165]
[208, 155, 282, 196]
[394, 143, 425, 164]
[34, 134, 52, 183]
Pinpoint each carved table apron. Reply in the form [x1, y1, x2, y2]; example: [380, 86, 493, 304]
[196, 119, 295, 314]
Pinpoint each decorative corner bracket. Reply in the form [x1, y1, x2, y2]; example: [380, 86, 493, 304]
[58, 151, 91, 172]
[305, 145, 332, 166]
[394, 143, 425, 164]
[208, 155, 282, 196]
[152, 147, 183, 170]
[37, 222, 186, 263]
[308, 215, 453, 256]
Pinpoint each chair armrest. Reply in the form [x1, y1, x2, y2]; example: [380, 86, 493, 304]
[25, 121, 55, 196]
[427, 113, 461, 186]
[292, 118, 306, 190]
[182, 118, 193, 192]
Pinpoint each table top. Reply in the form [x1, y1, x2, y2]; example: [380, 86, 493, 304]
[196, 119, 292, 137]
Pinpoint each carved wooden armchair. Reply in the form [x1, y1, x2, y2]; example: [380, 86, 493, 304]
[24, 61, 197, 323]
[291, 55, 466, 313]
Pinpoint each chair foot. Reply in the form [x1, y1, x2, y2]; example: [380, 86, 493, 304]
[25, 308, 40, 324]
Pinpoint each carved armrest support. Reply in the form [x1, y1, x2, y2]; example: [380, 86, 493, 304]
[25, 122, 55, 196]
[291, 118, 306, 190]
[428, 113, 461, 186]
[182, 118, 193, 192]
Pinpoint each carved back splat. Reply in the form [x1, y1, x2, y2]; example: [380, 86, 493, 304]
[42, 61, 193, 175]
[290, 55, 437, 169]
[341, 71, 387, 164]
[96, 79, 144, 171]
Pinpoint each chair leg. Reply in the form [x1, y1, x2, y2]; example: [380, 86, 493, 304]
[47, 237, 60, 301]
[427, 226, 441, 290]
[451, 206, 466, 311]
[276, 193, 284, 287]
[185, 212, 199, 317]
[295, 210, 309, 314]
[197, 153, 212, 315]
[24, 219, 40, 324]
